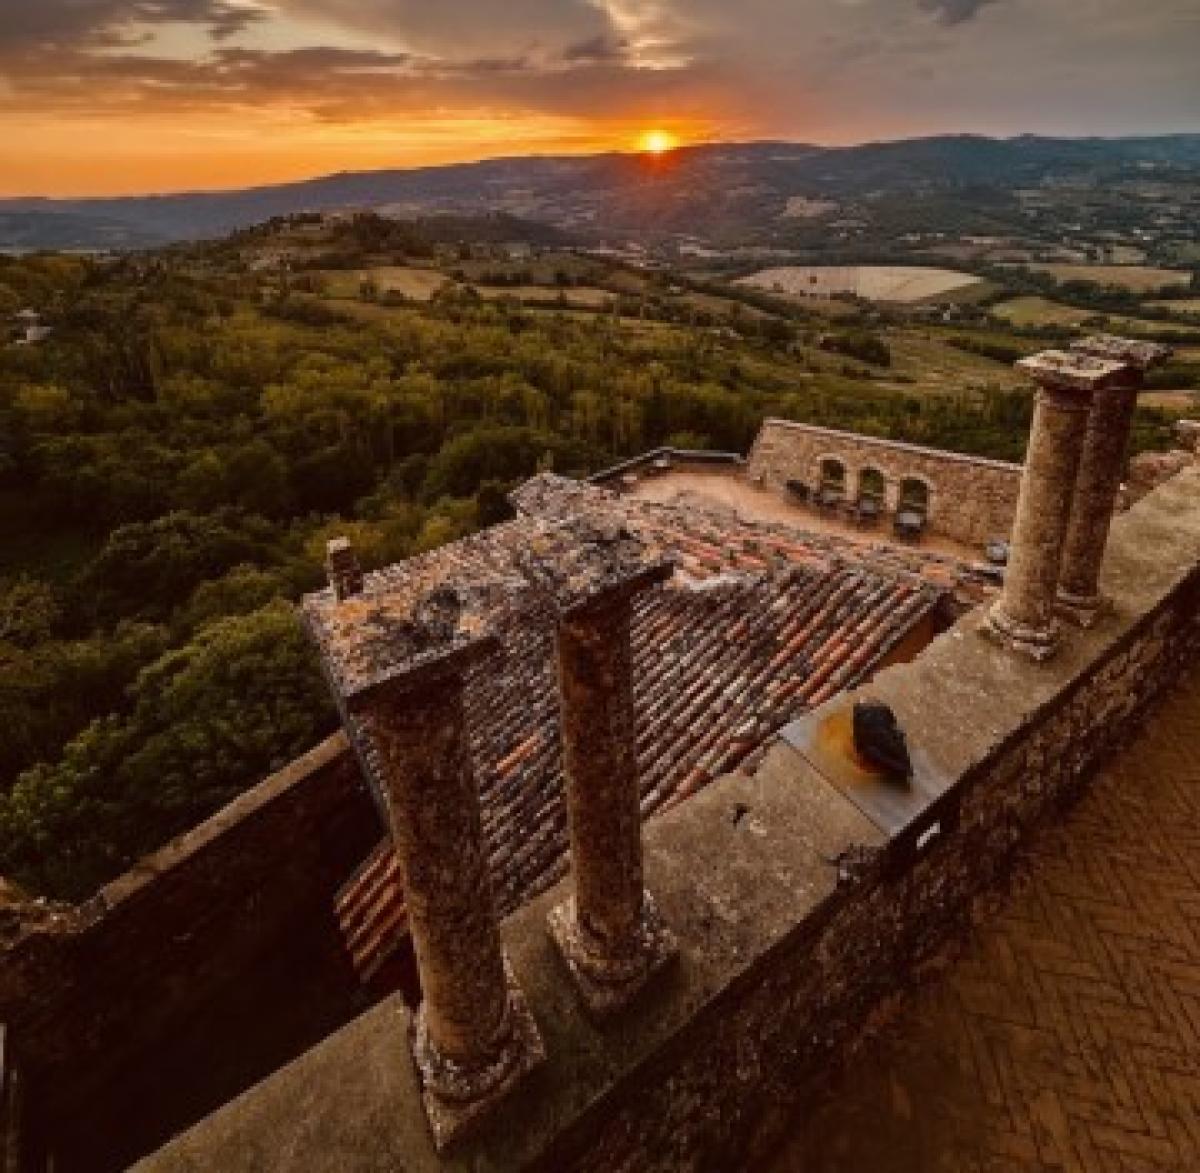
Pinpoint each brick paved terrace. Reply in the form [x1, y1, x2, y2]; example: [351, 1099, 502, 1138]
[763, 660, 1200, 1173]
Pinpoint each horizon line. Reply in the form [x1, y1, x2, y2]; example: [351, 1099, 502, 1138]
[2, 128, 1198, 204]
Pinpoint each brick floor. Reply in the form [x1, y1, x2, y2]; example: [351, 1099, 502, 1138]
[763, 665, 1200, 1173]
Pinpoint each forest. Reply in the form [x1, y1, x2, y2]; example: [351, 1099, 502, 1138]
[0, 230, 1185, 901]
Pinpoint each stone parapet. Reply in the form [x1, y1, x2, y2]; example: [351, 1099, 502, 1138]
[0, 735, 379, 1168]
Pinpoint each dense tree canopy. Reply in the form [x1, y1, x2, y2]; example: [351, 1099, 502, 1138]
[0, 237, 1186, 900]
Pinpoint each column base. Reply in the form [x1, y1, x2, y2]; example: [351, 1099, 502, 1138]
[981, 604, 1061, 663]
[1055, 588, 1108, 628]
[548, 891, 677, 1021]
[412, 956, 546, 1151]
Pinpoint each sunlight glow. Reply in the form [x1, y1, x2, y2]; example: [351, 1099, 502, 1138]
[637, 129, 679, 155]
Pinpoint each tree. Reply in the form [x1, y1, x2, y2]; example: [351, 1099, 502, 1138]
[0, 576, 62, 648]
[77, 511, 278, 624]
[0, 602, 335, 900]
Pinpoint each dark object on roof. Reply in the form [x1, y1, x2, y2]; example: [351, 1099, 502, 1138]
[852, 701, 912, 780]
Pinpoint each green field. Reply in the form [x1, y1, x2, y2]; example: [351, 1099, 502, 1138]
[316, 266, 447, 300]
[994, 296, 1200, 338]
[1024, 263, 1192, 292]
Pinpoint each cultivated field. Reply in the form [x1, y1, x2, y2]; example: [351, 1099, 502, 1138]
[1025, 264, 1192, 292]
[1150, 298, 1200, 313]
[1139, 391, 1198, 412]
[992, 297, 1092, 328]
[318, 266, 448, 300]
[476, 285, 614, 308]
[781, 196, 839, 219]
[737, 265, 982, 304]
[992, 296, 1200, 338]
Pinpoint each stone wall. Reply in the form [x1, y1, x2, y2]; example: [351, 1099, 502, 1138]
[138, 466, 1200, 1173]
[747, 418, 1023, 547]
[0, 735, 379, 1165]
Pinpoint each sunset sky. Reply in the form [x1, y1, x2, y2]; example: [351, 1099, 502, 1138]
[2, 0, 1198, 197]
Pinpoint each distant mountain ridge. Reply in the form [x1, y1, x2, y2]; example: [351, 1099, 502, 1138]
[4, 134, 1200, 251]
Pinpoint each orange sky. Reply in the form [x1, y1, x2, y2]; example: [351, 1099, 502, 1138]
[1, 1, 1195, 198]
[0, 112, 718, 197]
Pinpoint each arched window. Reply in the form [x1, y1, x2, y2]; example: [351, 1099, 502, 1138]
[899, 477, 930, 516]
[819, 457, 846, 496]
[858, 467, 885, 504]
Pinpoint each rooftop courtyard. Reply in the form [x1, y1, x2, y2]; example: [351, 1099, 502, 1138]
[617, 463, 983, 563]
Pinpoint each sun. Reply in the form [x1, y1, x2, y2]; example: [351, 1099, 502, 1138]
[637, 129, 679, 155]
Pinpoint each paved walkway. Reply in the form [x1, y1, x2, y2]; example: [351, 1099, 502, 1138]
[765, 665, 1200, 1173]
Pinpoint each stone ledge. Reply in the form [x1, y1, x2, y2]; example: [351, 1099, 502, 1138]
[86, 734, 356, 922]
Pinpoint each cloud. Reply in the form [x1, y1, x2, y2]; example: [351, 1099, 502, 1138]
[0, 0, 1197, 167]
[0, 0, 268, 50]
[918, 0, 1004, 26]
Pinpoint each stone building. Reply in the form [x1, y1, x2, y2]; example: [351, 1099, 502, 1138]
[0, 339, 1198, 1172]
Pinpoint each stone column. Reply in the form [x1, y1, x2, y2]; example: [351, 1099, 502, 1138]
[883, 478, 902, 514]
[1054, 377, 1138, 624]
[1056, 336, 1174, 625]
[518, 518, 676, 1018]
[304, 586, 543, 1150]
[985, 351, 1128, 660]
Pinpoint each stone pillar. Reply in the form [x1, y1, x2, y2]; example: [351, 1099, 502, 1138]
[550, 591, 675, 1016]
[517, 518, 676, 1018]
[304, 587, 543, 1150]
[1056, 336, 1174, 625]
[883, 478, 901, 513]
[985, 350, 1128, 660]
[1054, 378, 1138, 624]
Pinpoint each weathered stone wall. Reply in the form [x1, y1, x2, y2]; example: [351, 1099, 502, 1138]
[137, 467, 1200, 1173]
[0, 736, 378, 1148]
[747, 418, 1023, 547]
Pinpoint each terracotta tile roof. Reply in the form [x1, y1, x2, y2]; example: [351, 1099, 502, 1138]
[326, 475, 946, 982]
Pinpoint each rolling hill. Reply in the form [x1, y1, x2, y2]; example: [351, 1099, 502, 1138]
[3, 134, 1200, 252]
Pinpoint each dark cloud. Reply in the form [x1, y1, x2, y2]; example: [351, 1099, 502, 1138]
[0, 0, 266, 50]
[562, 35, 631, 64]
[276, 0, 616, 59]
[918, 0, 1004, 26]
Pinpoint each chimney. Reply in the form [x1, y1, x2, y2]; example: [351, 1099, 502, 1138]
[325, 536, 364, 601]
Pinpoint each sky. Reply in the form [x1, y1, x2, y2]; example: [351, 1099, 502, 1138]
[0, 0, 1197, 197]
